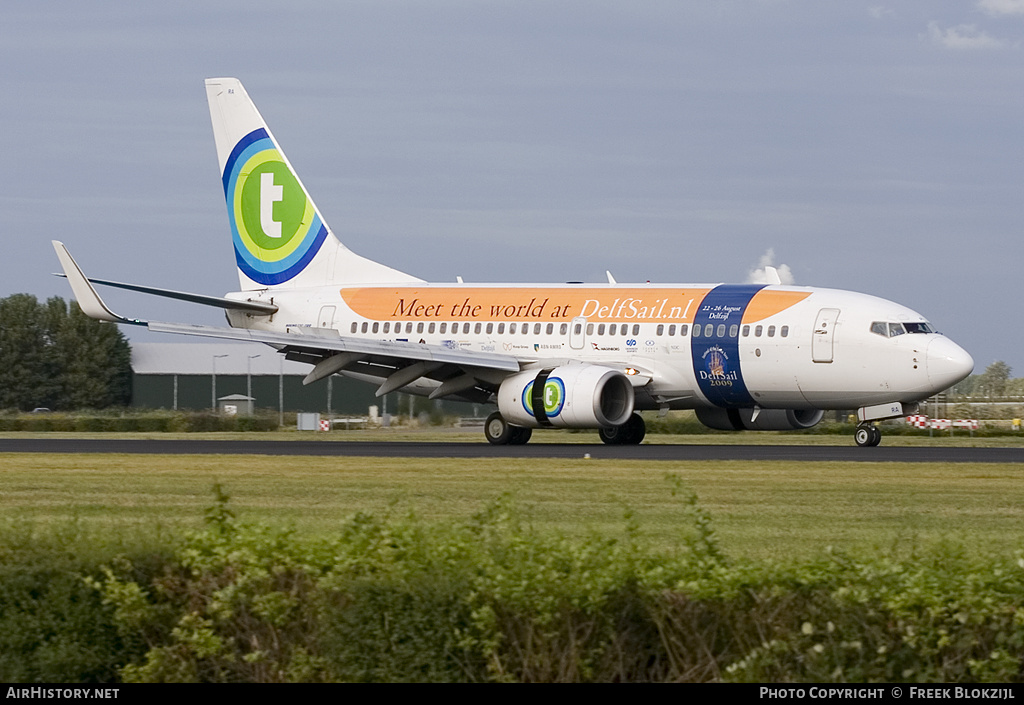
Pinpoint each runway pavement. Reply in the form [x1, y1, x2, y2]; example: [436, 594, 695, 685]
[1, 437, 1022, 463]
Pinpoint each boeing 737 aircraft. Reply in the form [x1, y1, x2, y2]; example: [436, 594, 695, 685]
[53, 77, 974, 447]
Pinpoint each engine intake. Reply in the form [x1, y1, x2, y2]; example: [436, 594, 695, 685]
[497, 365, 634, 429]
[695, 408, 824, 432]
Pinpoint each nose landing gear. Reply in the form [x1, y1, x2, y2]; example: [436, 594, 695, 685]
[854, 423, 882, 447]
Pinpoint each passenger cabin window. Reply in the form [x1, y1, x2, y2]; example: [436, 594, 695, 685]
[428, 322, 435, 334]
[384, 322, 391, 334]
[716, 324, 726, 337]
[486, 323, 493, 334]
[780, 326, 789, 338]
[372, 322, 379, 334]
[767, 325, 776, 337]
[361, 322, 368, 334]
[609, 324, 617, 336]
[534, 323, 541, 335]
[729, 324, 738, 337]
[632, 324, 640, 336]
[509, 323, 516, 334]
[560, 323, 568, 335]
[692, 324, 701, 338]
[497, 323, 505, 334]
[657, 324, 664, 336]
[597, 324, 606, 336]
[704, 324, 714, 337]
[755, 325, 763, 337]
[351, 322, 358, 334]
[439, 322, 446, 334]
[742, 325, 750, 337]
[475, 323, 482, 334]
[668, 325, 676, 336]
[680, 324, 688, 337]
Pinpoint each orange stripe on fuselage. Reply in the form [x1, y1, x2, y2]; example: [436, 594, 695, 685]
[340, 287, 712, 323]
[741, 290, 812, 324]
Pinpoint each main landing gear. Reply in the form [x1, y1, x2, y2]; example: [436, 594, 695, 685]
[484, 412, 532, 445]
[854, 423, 882, 447]
[598, 413, 646, 446]
[483, 411, 647, 446]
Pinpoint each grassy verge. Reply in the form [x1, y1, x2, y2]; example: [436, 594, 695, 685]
[3, 453, 1024, 561]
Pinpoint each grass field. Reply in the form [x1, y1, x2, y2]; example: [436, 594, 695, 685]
[3, 450, 1024, 562]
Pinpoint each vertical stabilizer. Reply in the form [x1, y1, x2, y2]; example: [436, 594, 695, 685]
[205, 78, 421, 290]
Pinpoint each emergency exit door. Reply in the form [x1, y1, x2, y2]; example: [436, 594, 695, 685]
[318, 306, 336, 329]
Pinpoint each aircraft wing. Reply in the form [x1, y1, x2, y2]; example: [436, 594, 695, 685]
[53, 241, 521, 402]
[148, 321, 520, 400]
[54, 274, 279, 315]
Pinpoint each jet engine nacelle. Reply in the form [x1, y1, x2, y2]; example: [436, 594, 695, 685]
[497, 365, 635, 429]
[695, 407, 825, 431]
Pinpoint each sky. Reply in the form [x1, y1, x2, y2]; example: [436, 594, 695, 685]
[2, 1, 1022, 373]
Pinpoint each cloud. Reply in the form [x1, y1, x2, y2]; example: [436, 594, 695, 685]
[747, 249, 795, 285]
[926, 21, 1005, 50]
[868, 6, 894, 20]
[978, 0, 1024, 16]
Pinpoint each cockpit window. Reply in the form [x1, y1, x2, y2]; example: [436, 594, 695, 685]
[871, 321, 935, 338]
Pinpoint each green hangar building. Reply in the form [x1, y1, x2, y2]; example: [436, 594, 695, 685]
[129, 343, 479, 419]
[130, 342, 380, 415]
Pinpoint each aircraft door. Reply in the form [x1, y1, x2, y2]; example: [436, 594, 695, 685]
[569, 316, 587, 350]
[812, 308, 840, 363]
[318, 305, 336, 329]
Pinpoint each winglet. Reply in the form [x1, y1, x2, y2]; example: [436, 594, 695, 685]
[51, 241, 143, 324]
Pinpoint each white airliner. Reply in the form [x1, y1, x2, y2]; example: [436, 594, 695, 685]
[53, 77, 974, 447]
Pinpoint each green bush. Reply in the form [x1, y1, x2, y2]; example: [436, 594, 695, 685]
[6, 485, 1024, 682]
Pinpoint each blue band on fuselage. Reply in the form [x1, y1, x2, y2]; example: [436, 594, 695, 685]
[691, 284, 765, 408]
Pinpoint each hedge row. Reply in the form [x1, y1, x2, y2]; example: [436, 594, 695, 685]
[0, 412, 281, 433]
[3, 487, 1024, 683]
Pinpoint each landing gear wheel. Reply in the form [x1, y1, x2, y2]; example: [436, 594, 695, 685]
[485, 412, 512, 445]
[508, 426, 533, 445]
[599, 413, 646, 446]
[855, 423, 881, 447]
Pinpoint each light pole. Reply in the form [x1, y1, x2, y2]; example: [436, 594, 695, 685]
[247, 354, 260, 413]
[212, 354, 228, 411]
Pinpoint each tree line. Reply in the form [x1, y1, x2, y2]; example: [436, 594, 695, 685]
[0, 294, 131, 410]
[950, 360, 1024, 398]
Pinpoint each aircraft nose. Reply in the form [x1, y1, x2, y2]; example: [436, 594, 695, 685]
[926, 336, 974, 391]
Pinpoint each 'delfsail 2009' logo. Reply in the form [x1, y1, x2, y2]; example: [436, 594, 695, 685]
[224, 129, 327, 285]
[699, 346, 737, 386]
